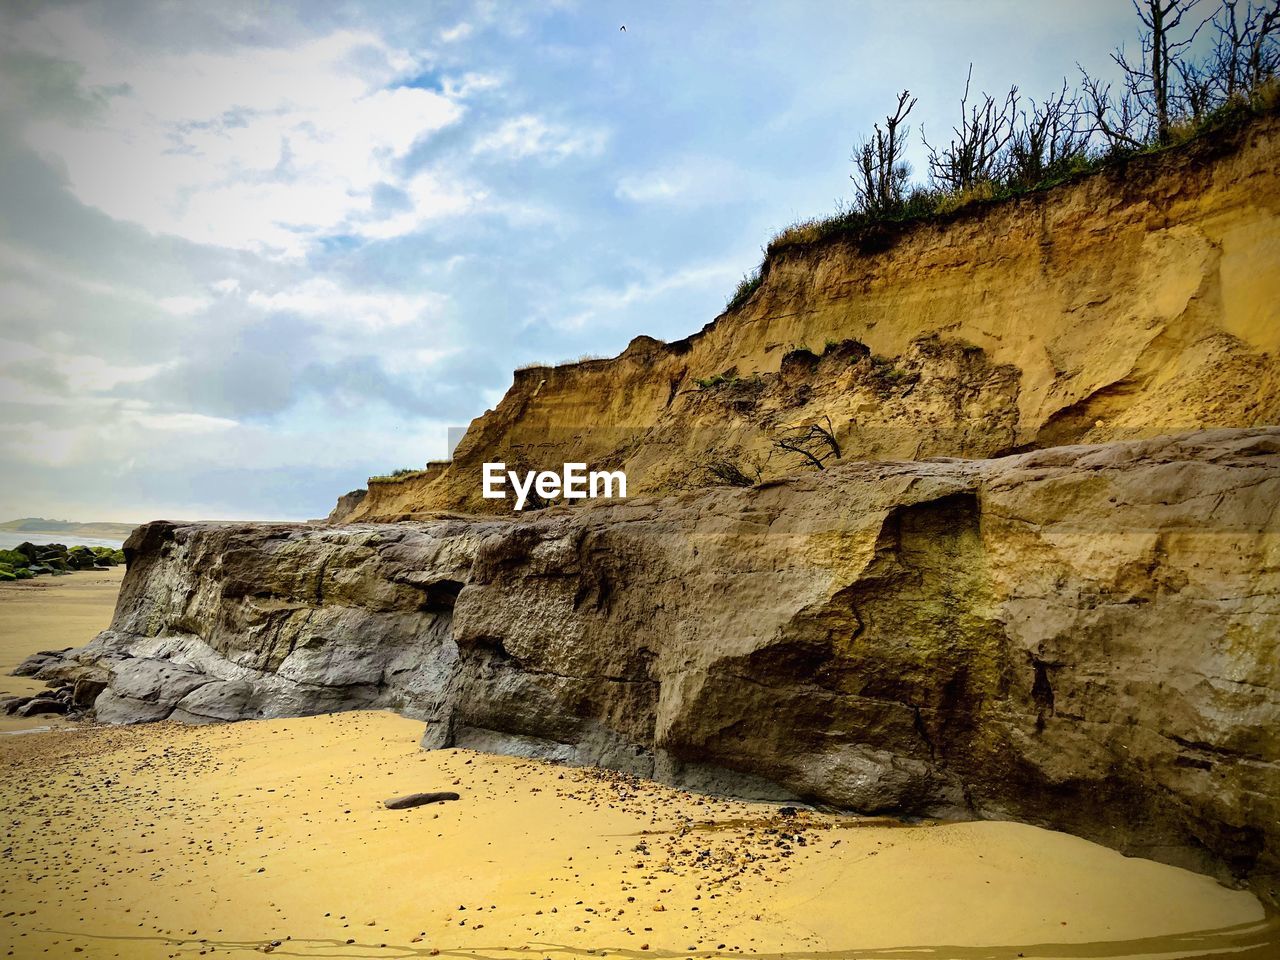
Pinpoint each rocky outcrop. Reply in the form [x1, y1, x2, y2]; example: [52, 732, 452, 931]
[28, 428, 1280, 902]
[338, 113, 1280, 520]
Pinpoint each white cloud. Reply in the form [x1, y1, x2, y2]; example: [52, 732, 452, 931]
[0, 338, 173, 394]
[54, 356, 174, 392]
[615, 171, 687, 203]
[156, 295, 212, 317]
[439, 23, 474, 43]
[0, 242, 205, 318]
[13, 15, 477, 256]
[472, 114, 608, 163]
[443, 72, 503, 98]
[355, 169, 484, 240]
[126, 410, 238, 433]
[615, 155, 755, 206]
[245, 278, 445, 332]
[554, 261, 740, 331]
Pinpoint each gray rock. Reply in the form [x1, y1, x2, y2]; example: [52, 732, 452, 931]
[17, 698, 67, 717]
[34, 427, 1280, 905]
[93, 689, 184, 725]
[71, 677, 108, 709]
[170, 680, 258, 724]
[109, 658, 210, 705]
[13, 650, 72, 677]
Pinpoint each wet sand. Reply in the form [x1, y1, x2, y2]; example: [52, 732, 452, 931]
[0, 710, 1274, 960]
[0, 566, 124, 732]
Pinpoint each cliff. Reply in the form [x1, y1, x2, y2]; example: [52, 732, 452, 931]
[341, 112, 1280, 520]
[15, 113, 1280, 906]
[21, 428, 1280, 901]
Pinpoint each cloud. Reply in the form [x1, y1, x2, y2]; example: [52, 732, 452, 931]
[615, 171, 687, 203]
[0, 242, 210, 319]
[439, 23, 474, 43]
[126, 410, 239, 433]
[244, 277, 448, 333]
[615, 156, 756, 206]
[0, 0, 1144, 525]
[11, 15, 477, 256]
[0, 337, 173, 400]
[554, 261, 741, 332]
[443, 72, 503, 98]
[472, 114, 608, 163]
[55, 356, 175, 392]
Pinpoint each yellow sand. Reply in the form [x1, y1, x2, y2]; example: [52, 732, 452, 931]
[0, 710, 1274, 960]
[0, 566, 124, 732]
[0, 568, 1274, 958]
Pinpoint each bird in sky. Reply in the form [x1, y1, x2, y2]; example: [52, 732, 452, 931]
[620, 25, 626, 32]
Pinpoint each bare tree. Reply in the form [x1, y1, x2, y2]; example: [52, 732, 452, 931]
[1115, 0, 1210, 143]
[851, 90, 917, 216]
[1174, 56, 1217, 121]
[1207, 0, 1280, 99]
[1080, 69, 1150, 148]
[1006, 81, 1092, 186]
[772, 417, 842, 471]
[923, 65, 1020, 191]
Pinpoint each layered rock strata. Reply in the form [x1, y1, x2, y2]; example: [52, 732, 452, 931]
[341, 114, 1280, 519]
[24, 428, 1280, 902]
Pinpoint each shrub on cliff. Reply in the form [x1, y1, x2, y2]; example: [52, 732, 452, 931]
[725, 267, 763, 311]
[747, 0, 1280, 296]
[369, 467, 427, 483]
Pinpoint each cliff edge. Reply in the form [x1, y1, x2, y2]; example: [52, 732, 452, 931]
[340, 112, 1280, 520]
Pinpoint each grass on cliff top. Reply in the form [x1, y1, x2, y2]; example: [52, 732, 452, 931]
[726, 85, 1280, 314]
[516, 352, 611, 372]
[368, 467, 428, 484]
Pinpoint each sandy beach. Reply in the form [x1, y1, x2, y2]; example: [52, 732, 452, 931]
[0, 566, 124, 733]
[0, 569, 1276, 959]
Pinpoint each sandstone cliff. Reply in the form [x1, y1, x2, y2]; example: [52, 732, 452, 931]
[23, 429, 1280, 902]
[341, 113, 1280, 520]
[16, 113, 1280, 908]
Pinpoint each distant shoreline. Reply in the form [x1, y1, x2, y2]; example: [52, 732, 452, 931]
[0, 519, 137, 541]
[0, 531, 127, 552]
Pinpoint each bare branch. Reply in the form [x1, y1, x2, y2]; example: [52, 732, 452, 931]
[772, 416, 842, 471]
[923, 65, 1019, 190]
[851, 90, 917, 216]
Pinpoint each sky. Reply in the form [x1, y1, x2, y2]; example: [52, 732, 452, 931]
[0, 0, 1138, 522]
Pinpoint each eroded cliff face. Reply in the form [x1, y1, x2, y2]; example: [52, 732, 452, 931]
[343, 114, 1280, 520]
[25, 429, 1280, 901]
[18, 115, 1279, 906]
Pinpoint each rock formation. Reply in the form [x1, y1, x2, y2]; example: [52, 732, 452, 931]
[23, 429, 1280, 901]
[337, 113, 1280, 519]
[15, 112, 1280, 905]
